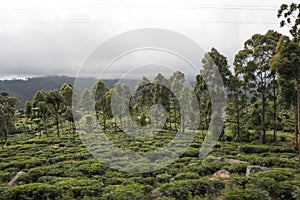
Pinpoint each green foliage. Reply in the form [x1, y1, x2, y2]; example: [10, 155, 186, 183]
[102, 184, 152, 200]
[240, 144, 295, 154]
[223, 187, 270, 200]
[0, 183, 61, 200]
[161, 179, 225, 200]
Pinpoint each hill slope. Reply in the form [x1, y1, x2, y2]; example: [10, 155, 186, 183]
[0, 76, 118, 107]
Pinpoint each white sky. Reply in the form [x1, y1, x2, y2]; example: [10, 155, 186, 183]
[0, 0, 295, 80]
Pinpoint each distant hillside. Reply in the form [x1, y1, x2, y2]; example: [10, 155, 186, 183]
[0, 76, 119, 107]
[0, 75, 194, 108]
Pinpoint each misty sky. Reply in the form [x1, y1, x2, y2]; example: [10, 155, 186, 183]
[0, 0, 295, 80]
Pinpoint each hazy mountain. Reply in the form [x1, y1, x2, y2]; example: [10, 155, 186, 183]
[0, 76, 121, 107]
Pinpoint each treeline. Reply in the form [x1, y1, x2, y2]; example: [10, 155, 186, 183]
[0, 3, 299, 151]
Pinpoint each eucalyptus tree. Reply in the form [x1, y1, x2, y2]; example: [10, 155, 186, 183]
[273, 3, 300, 166]
[93, 80, 109, 131]
[226, 76, 249, 142]
[272, 3, 300, 157]
[24, 101, 33, 131]
[32, 90, 49, 134]
[130, 77, 152, 126]
[95, 89, 113, 132]
[112, 83, 131, 127]
[32, 90, 47, 107]
[46, 89, 64, 137]
[79, 88, 93, 114]
[179, 85, 190, 133]
[59, 83, 74, 109]
[194, 48, 231, 139]
[169, 71, 185, 130]
[152, 73, 171, 129]
[194, 73, 211, 137]
[60, 84, 77, 135]
[234, 30, 281, 144]
[0, 94, 19, 149]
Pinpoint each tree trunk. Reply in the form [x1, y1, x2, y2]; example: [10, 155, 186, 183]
[56, 114, 60, 138]
[2, 132, 7, 149]
[182, 114, 185, 133]
[273, 81, 277, 144]
[297, 83, 300, 168]
[114, 118, 117, 133]
[262, 94, 266, 144]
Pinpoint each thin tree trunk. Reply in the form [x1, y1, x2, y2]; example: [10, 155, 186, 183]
[262, 94, 266, 144]
[297, 83, 300, 168]
[182, 115, 185, 133]
[56, 114, 60, 138]
[234, 90, 240, 141]
[273, 82, 277, 144]
[294, 105, 299, 149]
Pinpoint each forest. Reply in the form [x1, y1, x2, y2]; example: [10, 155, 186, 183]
[0, 3, 300, 200]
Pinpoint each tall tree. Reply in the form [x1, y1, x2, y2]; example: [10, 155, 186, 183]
[152, 73, 171, 129]
[93, 81, 109, 131]
[234, 30, 281, 144]
[226, 76, 249, 142]
[32, 90, 49, 134]
[46, 90, 63, 137]
[0, 94, 19, 149]
[24, 101, 33, 132]
[194, 48, 231, 139]
[79, 88, 93, 114]
[59, 83, 74, 109]
[169, 71, 185, 130]
[273, 3, 300, 166]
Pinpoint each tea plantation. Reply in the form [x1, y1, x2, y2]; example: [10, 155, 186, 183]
[0, 129, 299, 200]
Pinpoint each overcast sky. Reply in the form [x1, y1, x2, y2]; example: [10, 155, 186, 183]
[0, 0, 295, 80]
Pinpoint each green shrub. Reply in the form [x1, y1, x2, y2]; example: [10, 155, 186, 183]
[232, 176, 249, 188]
[240, 144, 295, 154]
[197, 162, 227, 176]
[223, 187, 270, 200]
[247, 177, 279, 195]
[77, 161, 106, 176]
[251, 168, 295, 182]
[223, 163, 248, 174]
[0, 183, 61, 200]
[174, 172, 200, 180]
[183, 148, 199, 157]
[0, 172, 15, 184]
[161, 179, 225, 200]
[102, 184, 152, 200]
[156, 173, 172, 183]
[240, 145, 269, 154]
[274, 181, 299, 200]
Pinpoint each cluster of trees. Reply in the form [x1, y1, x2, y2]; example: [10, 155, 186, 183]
[20, 83, 75, 139]
[0, 4, 299, 151]
[0, 92, 19, 149]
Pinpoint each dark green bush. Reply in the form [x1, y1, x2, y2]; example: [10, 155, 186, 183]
[161, 179, 225, 200]
[0, 183, 61, 200]
[0, 172, 15, 184]
[240, 145, 269, 154]
[240, 144, 295, 154]
[251, 168, 295, 182]
[174, 172, 200, 180]
[223, 163, 248, 174]
[183, 148, 199, 157]
[274, 181, 299, 200]
[77, 161, 106, 176]
[156, 173, 172, 183]
[101, 184, 152, 200]
[223, 187, 270, 200]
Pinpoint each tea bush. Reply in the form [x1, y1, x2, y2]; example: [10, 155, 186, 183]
[0, 183, 61, 200]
